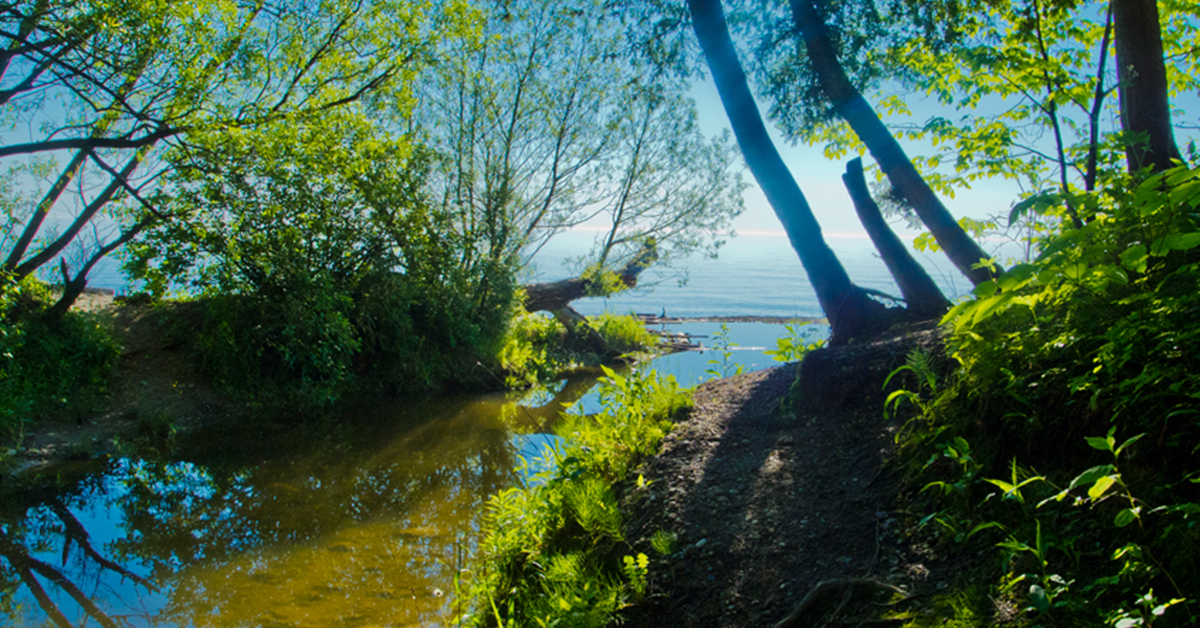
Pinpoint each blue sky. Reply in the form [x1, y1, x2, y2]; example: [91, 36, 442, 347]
[688, 76, 1027, 238]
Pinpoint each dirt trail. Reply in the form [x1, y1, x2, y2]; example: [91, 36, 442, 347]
[621, 325, 948, 627]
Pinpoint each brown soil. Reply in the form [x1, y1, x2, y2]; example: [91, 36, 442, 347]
[620, 323, 955, 628]
[12, 293, 243, 476]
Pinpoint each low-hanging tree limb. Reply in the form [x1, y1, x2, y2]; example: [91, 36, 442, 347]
[13, 149, 148, 279]
[522, 239, 659, 313]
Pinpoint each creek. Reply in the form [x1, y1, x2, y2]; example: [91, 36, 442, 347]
[0, 322, 811, 628]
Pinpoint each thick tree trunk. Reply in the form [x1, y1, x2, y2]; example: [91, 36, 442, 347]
[788, 0, 998, 286]
[842, 158, 950, 317]
[688, 0, 889, 344]
[1113, 0, 1182, 173]
[522, 240, 657, 313]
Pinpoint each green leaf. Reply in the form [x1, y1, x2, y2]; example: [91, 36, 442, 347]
[971, 279, 999, 298]
[1009, 191, 1059, 226]
[1088, 475, 1117, 500]
[1067, 465, 1115, 490]
[1114, 508, 1138, 527]
[1150, 232, 1200, 256]
[1114, 433, 1146, 458]
[998, 263, 1037, 292]
[1029, 584, 1050, 613]
[985, 478, 1015, 493]
[1085, 435, 1114, 452]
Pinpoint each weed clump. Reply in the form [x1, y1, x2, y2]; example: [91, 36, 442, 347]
[0, 277, 120, 447]
[465, 367, 690, 627]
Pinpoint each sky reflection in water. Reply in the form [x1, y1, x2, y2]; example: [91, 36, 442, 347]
[0, 323, 797, 627]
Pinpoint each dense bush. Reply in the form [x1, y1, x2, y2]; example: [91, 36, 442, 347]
[128, 121, 516, 406]
[892, 166, 1200, 627]
[0, 277, 119, 446]
[498, 311, 660, 388]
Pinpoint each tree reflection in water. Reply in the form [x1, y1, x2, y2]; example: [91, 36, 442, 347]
[0, 377, 593, 627]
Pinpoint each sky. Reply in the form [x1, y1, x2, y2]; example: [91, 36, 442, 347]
[687, 76, 1026, 239]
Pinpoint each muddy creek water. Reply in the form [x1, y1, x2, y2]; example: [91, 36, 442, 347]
[1, 322, 807, 627]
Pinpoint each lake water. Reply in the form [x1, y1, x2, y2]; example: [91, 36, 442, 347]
[3, 232, 992, 627]
[529, 230, 981, 319]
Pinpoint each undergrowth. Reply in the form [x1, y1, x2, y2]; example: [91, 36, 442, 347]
[499, 311, 660, 388]
[0, 276, 119, 449]
[888, 166, 1200, 627]
[464, 367, 691, 627]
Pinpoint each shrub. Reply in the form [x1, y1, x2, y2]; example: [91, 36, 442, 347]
[497, 311, 571, 388]
[890, 166, 1200, 627]
[589, 311, 657, 355]
[129, 125, 518, 405]
[0, 276, 119, 445]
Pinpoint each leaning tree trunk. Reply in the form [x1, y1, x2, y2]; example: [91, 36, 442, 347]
[842, 158, 950, 317]
[789, 0, 998, 286]
[688, 0, 889, 344]
[1113, 0, 1183, 173]
[523, 240, 657, 313]
[522, 240, 659, 358]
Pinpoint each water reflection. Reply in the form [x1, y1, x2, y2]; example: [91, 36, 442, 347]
[1, 380, 592, 628]
[1, 322, 802, 627]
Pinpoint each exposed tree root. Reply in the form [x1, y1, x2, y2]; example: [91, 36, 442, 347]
[773, 578, 908, 628]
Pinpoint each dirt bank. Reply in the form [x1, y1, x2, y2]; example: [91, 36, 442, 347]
[11, 294, 243, 477]
[620, 323, 957, 627]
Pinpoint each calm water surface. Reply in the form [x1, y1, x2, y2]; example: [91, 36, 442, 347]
[1, 331, 796, 628]
[1, 388, 584, 627]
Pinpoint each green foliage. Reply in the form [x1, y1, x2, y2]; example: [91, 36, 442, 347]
[498, 312, 571, 388]
[419, 0, 744, 280]
[0, 276, 119, 445]
[891, 166, 1200, 626]
[764, 321, 826, 363]
[499, 311, 659, 389]
[704, 323, 744, 379]
[131, 129, 515, 405]
[1, 0, 468, 306]
[589, 312, 658, 356]
[466, 368, 691, 627]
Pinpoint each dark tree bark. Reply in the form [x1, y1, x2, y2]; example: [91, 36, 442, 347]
[45, 216, 150, 319]
[788, 0, 998, 286]
[1113, 0, 1183, 173]
[13, 152, 145, 279]
[688, 0, 890, 344]
[1, 148, 89, 273]
[842, 158, 950, 317]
